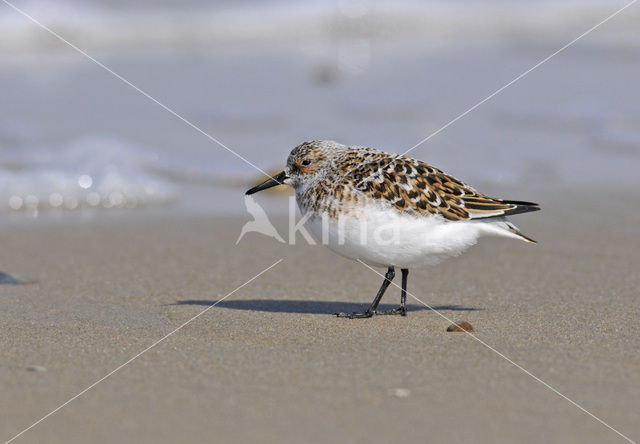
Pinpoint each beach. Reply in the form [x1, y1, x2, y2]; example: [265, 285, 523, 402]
[1, 191, 639, 443]
[1, 0, 640, 441]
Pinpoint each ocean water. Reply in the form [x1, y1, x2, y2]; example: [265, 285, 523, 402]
[1, 0, 639, 218]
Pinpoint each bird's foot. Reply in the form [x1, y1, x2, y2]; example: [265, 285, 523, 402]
[376, 307, 407, 316]
[335, 311, 375, 319]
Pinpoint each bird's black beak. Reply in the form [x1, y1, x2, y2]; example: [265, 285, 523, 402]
[245, 171, 288, 195]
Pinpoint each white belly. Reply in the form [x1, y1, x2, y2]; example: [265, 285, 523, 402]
[303, 204, 513, 269]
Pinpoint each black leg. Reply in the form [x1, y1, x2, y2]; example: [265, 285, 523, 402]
[401, 268, 408, 313]
[336, 267, 395, 319]
[377, 268, 408, 316]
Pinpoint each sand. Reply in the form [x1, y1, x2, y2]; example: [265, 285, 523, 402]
[1, 195, 639, 444]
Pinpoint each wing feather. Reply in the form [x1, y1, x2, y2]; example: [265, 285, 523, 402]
[342, 149, 539, 221]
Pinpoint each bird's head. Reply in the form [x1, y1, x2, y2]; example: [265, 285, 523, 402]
[246, 140, 346, 194]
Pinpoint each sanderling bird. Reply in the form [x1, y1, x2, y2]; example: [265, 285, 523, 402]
[246, 140, 539, 319]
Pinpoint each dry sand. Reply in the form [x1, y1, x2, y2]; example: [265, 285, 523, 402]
[1, 195, 639, 443]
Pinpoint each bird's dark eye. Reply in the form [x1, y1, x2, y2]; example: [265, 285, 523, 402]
[301, 159, 311, 166]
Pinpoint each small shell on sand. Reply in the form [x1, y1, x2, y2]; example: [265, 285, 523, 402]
[26, 365, 47, 372]
[446, 321, 474, 332]
[0, 271, 38, 285]
[389, 388, 411, 398]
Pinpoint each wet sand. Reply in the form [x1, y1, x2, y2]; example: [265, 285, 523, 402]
[1, 195, 639, 443]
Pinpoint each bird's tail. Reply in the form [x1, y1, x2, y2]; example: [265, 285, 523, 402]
[479, 218, 537, 243]
[496, 200, 538, 243]
[505, 222, 537, 244]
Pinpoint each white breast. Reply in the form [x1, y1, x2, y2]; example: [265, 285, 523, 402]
[302, 200, 516, 269]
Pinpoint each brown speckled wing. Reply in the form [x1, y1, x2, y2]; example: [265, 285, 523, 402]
[341, 149, 539, 221]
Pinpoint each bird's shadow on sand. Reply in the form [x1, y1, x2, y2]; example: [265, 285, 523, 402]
[172, 299, 482, 314]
